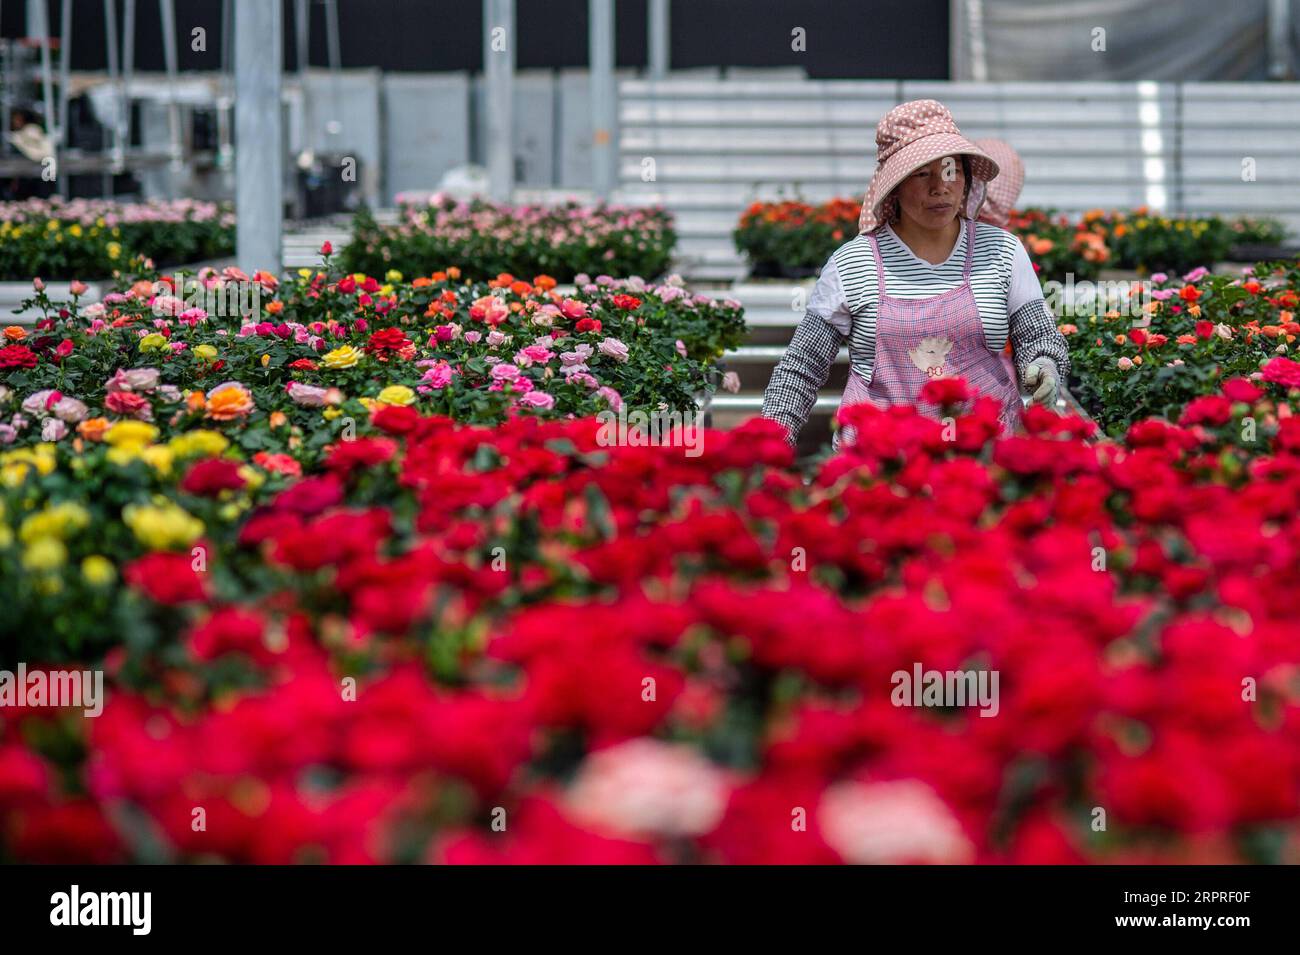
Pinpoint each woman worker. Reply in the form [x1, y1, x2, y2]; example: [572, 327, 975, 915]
[760, 100, 1068, 450]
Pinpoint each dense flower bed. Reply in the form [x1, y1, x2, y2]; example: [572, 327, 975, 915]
[1007, 208, 1111, 283]
[4, 376, 1300, 863]
[1014, 208, 1288, 282]
[1063, 258, 1300, 435]
[341, 197, 676, 283]
[733, 198, 861, 277]
[731, 197, 1287, 286]
[0, 255, 745, 468]
[0, 198, 235, 281]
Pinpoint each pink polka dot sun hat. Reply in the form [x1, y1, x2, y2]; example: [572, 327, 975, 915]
[857, 99, 1000, 234]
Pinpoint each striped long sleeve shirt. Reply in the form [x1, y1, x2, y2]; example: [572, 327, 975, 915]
[761, 219, 1071, 446]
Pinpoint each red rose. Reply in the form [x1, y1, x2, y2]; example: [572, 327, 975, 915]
[1195, 320, 1214, 339]
[1178, 395, 1232, 427]
[1261, 357, 1300, 389]
[920, 376, 971, 407]
[0, 344, 38, 369]
[574, 317, 602, 333]
[1129, 328, 1148, 346]
[105, 391, 152, 418]
[1221, 377, 1263, 403]
[181, 458, 247, 496]
[187, 607, 268, 662]
[611, 293, 642, 310]
[124, 552, 208, 605]
[272, 473, 344, 515]
[372, 403, 419, 434]
[365, 327, 412, 357]
[325, 436, 397, 476]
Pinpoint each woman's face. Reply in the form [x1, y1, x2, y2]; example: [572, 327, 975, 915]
[894, 156, 966, 229]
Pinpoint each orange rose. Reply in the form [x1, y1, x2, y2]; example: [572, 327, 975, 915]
[3, 325, 27, 340]
[204, 382, 255, 420]
[534, 275, 557, 291]
[77, 417, 110, 441]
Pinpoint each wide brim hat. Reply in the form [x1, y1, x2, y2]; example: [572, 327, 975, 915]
[858, 99, 999, 234]
[972, 138, 1025, 230]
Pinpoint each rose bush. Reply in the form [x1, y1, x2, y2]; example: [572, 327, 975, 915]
[4, 366, 1300, 863]
[341, 196, 676, 283]
[0, 255, 745, 467]
[733, 198, 861, 277]
[1063, 257, 1300, 435]
[0, 198, 234, 281]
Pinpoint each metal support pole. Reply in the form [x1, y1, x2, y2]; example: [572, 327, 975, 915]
[123, 0, 136, 156]
[216, 0, 233, 171]
[103, 0, 124, 172]
[295, 0, 313, 157]
[324, 0, 343, 138]
[30, 1, 57, 184]
[589, 0, 615, 199]
[234, 0, 283, 274]
[1267, 0, 1292, 80]
[56, 0, 69, 147]
[159, 0, 182, 170]
[483, 0, 514, 201]
[648, 0, 668, 79]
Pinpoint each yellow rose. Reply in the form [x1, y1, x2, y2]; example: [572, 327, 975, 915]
[22, 536, 67, 572]
[385, 270, 403, 283]
[375, 385, 416, 406]
[107, 241, 121, 259]
[322, 407, 343, 421]
[322, 345, 362, 369]
[81, 555, 116, 587]
[194, 344, 218, 361]
[139, 332, 169, 352]
[168, 429, 229, 459]
[141, 444, 174, 475]
[19, 502, 90, 543]
[123, 502, 205, 550]
[105, 420, 159, 449]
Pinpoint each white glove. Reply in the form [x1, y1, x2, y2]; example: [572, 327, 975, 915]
[1021, 358, 1059, 408]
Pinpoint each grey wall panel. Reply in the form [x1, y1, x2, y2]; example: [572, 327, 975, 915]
[302, 69, 383, 204]
[382, 73, 471, 200]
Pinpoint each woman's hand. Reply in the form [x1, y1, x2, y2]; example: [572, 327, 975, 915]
[1022, 358, 1059, 408]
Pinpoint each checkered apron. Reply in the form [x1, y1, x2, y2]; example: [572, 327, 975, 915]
[837, 219, 1023, 448]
